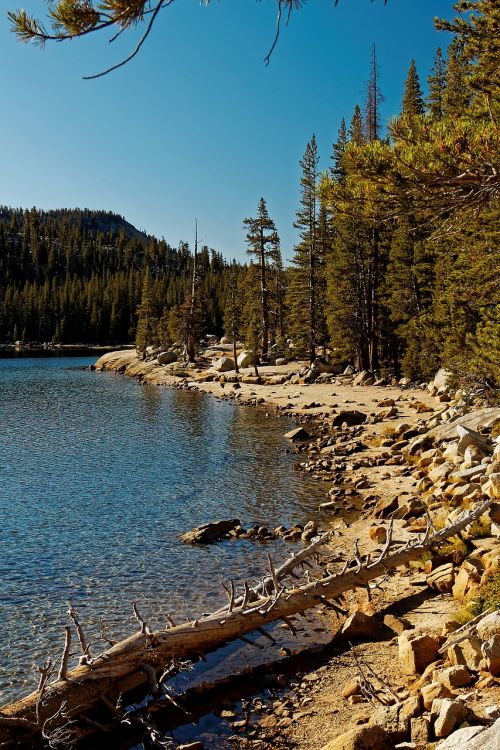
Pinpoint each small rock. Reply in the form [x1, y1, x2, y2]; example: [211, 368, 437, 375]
[456, 424, 490, 456]
[484, 705, 500, 720]
[482, 472, 500, 500]
[301, 520, 318, 542]
[370, 703, 409, 742]
[348, 694, 366, 705]
[213, 355, 235, 372]
[432, 698, 468, 738]
[332, 409, 367, 427]
[178, 518, 241, 544]
[447, 638, 483, 672]
[401, 695, 422, 721]
[441, 619, 460, 637]
[437, 666, 471, 690]
[342, 679, 362, 698]
[371, 495, 398, 519]
[370, 526, 388, 543]
[352, 371, 371, 386]
[421, 681, 452, 710]
[380, 406, 398, 419]
[393, 497, 425, 520]
[320, 724, 393, 750]
[341, 610, 378, 640]
[427, 563, 455, 594]
[449, 464, 486, 482]
[284, 426, 310, 441]
[452, 566, 480, 602]
[320, 501, 337, 511]
[237, 350, 254, 368]
[399, 632, 441, 676]
[157, 350, 178, 365]
[303, 672, 321, 682]
[383, 614, 412, 636]
[410, 716, 430, 746]
[476, 611, 500, 641]
[481, 633, 500, 676]
[489, 502, 500, 523]
[232, 719, 247, 728]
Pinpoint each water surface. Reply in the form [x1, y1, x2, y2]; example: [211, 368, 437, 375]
[0, 357, 325, 702]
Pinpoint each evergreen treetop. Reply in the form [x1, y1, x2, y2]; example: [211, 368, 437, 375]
[401, 59, 425, 117]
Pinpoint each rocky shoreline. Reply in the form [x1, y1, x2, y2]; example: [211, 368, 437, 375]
[93, 350, 500, 750]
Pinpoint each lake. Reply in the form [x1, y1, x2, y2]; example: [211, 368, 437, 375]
[0, 357, 326, 704]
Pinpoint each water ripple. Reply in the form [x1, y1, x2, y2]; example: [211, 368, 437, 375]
[0, 357, 325, 703]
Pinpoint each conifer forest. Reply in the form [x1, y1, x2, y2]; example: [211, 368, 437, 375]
[1, 1, 498, 387]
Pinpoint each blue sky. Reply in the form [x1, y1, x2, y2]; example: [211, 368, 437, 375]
[1, 1, 454, 262]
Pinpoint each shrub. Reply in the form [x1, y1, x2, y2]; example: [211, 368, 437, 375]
[456, 572, 500, 622]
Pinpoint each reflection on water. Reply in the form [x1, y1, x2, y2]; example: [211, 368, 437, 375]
[0, 358, 325, 703]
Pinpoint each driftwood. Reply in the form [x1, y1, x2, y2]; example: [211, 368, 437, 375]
[0, 497, 493, 746]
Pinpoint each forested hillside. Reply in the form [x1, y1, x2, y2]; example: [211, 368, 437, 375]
[0, 207, 228, 344]
[1, 1, 498, 386]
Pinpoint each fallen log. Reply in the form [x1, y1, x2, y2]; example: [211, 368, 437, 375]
[0, 497, 493, 746]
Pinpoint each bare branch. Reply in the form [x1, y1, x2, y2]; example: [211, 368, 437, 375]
[57, 627, 72, 682]
[67, 603, 90, 658]
[264, 0, 283, 67]
[132, 601, 149, 635]
[83, 0, 173, 80]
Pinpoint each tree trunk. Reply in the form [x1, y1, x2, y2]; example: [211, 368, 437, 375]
[368, 228, 380, 372]
[260, 228, 269, 359]
[233, 334, 239, 374]
[186, 220, 198, 363]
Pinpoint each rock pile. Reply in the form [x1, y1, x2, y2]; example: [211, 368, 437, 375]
[179, 519, 321, 545]
[321, 609, 500, 749]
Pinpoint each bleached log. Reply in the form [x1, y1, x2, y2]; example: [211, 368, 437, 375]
[0, 497, 493, 745]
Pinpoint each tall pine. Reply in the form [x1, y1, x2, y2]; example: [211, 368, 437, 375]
[286, 135, 323, 363]
[365, 44, 383, 142]
[331, 118, 348, 181]
[427, 47, 446, 120]
[243, 197, 280, 359]
[401, 60, 425, 116]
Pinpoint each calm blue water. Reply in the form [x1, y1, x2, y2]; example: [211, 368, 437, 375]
[0, 357, 324, 703]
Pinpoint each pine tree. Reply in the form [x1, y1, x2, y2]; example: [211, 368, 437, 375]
[384, 216, 435, 377]
[241, 263, 262, 369]
[365, 44, 383, 142]
[184, 220, 200, 362]
[243, 197, 280, 359]
[435, 0, 499, 110]
[331, 118, 348, 181]
[427, 47, 446, 120]
[349, 105, 365, 146]
[135, 268, 158, 356]
[326, 211, 387, 372]
[286, 135, 323, 363]
[401, 59, 425, 117]
[157, 307, 172, 350]
[443, 38, 471, 118]
[223, 264, 243, 373]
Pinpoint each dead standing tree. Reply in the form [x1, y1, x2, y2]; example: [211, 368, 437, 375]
[0, 496, 493, 746]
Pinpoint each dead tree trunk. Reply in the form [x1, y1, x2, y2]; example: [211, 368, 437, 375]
[0, 498, 493, 745]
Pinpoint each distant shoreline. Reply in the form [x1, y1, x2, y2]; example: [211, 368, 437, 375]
[0, 343, 134, 358]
